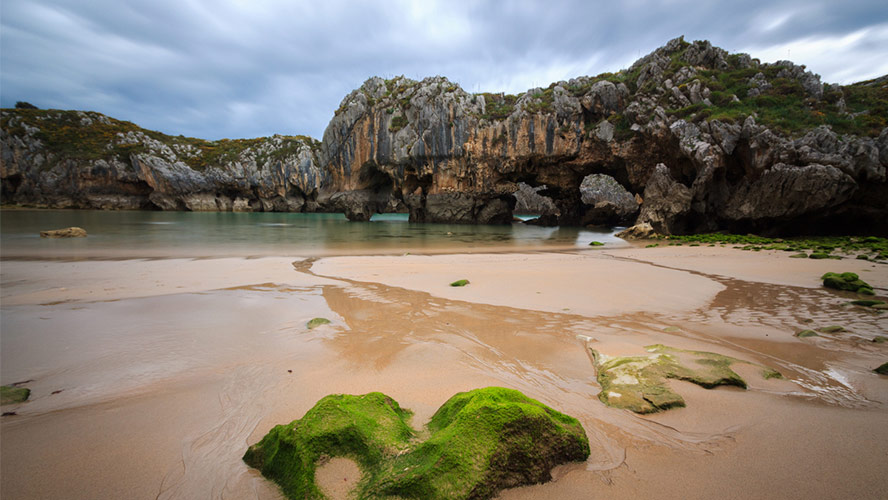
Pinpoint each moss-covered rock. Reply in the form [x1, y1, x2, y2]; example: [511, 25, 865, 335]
[306, 317, 331, 329]
[872, 336, 887, 344]
[587, 344, 779, 414]
[588, 241, 604, 246]
[875, 362, 888, 375]
[821, 272, 874, 294]
[244, 388, 589, 500]
[817, 325, 846, 334]
[796, 329, 819, 338]
[850, 299, 887, 308]
[789, 252, 808, 258]
[1, 385, 30, 405]
[450, 279, 470, 287]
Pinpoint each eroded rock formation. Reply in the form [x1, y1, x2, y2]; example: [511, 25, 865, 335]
[3, 37, 887, 234]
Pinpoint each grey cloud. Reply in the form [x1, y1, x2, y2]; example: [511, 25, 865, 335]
[2, 0, 886, 140]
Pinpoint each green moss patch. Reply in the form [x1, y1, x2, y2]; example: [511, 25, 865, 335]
[796, 329, 819, 338]
[875, 362, 888, 375]
[850, 299, 886, 308]
[306, 318, 331, 329]
[821, 272, 874, 295]
[872, 336, 887, 344]
[817, 325, 846, 334]
[1, 385, 30, 405]
[450, 279, 470, 287]
[588, 241, 604, 246]
[244, 388, 589, 500]
[588, 344, 779, 414]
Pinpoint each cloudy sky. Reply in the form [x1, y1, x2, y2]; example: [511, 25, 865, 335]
[2, 0, 887, 140]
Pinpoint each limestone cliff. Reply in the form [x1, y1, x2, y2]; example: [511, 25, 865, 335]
[320, 38, 888, 233]
[3, 37, 887, 234]
[1, 110, 323, 211]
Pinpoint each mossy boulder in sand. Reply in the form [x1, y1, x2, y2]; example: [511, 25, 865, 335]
[817, 325, 846, 334]
[821, 272, 874, 295]
[796, 329, 819, 338]
[876, 362, 888, 375]
[1, 385, 30, 405]
[306, 317, 331, 329]
[588, 241, 604, 246]
[850, 299, 886, 308]
[244, 387, 589, 500]
[586, 344, 781, 414]
[40, 226, 87, 238]
[450, 279, 470, 287]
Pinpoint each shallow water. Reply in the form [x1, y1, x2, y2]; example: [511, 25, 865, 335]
[0, 210, 624, 258]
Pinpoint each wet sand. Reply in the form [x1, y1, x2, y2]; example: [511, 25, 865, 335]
[1, 246, 887, 499]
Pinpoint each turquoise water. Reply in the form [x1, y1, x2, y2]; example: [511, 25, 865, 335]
[0, 210, 624, 258]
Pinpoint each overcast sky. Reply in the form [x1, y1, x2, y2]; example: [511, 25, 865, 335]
[2, 0, 887, 140]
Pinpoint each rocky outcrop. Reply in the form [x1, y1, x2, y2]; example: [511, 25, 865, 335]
[513, 182, 558, 215]
[3, 37, 887, 234]
[1, 110, 324, 212]
[579, 173, 639, 226]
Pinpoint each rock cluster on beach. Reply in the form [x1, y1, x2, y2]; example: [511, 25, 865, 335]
[3, 37, 887, 235]
[584, 342, 783, 414]
[243, 387, 589, 500]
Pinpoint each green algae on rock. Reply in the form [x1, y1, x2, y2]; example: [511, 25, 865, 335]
[450, 279, 470, 287]
[244, 388, 589, 500]
[306, 317, 331, 329]
[796, 329, 819, 338]
[875, 362, 888, 375]
[1, 385, 30, 405]
[588, 241, 604, 246]
[873, 336, 888, 344]
[850, 299, 887, 308]
[586, 344, 780, 414]
[817, 325, 846, 334]
[821, 272, 874, 295]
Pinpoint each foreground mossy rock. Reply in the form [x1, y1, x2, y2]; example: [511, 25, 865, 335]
[450, 279, 470, 287]
[39, 226, 87, 238]
[1, 385, 30, 405]
[796, 329, 819, 338]
[587, 344, 781, 414]
[243, 388, 589, 500]
[876, 362, 888, 375]
[821, 272, 874, 295]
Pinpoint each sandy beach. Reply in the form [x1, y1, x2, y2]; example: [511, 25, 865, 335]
[2, 245, 887, 499]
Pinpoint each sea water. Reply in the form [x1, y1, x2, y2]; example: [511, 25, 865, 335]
[0, 210, 625, 258]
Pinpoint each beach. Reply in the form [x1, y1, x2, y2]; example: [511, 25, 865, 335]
[1, 244, 887, 499]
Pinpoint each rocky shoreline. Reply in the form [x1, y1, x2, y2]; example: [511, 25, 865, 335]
[2, 37, 886, 235]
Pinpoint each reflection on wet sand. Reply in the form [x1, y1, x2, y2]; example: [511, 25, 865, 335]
[1, 248, 886, 499]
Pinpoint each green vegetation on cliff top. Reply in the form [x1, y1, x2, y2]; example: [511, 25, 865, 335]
[0, 108, 319, 171]
[243, 387, 589, 500]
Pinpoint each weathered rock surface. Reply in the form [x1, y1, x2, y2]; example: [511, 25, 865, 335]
[583, 341, 782, 414]
[3, 36, 887, 234]
[243, 388, 589, 500]
[615, 222, 656, 239]
[579, 173, 639, 226]
[40, 226, 87, 238]
[1, 111, 324, 212]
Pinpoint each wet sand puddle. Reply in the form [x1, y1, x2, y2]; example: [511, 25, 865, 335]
[2, 253, 886, 499]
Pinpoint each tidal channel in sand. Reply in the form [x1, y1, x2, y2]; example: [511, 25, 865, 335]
[1, 214, 887, 499]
